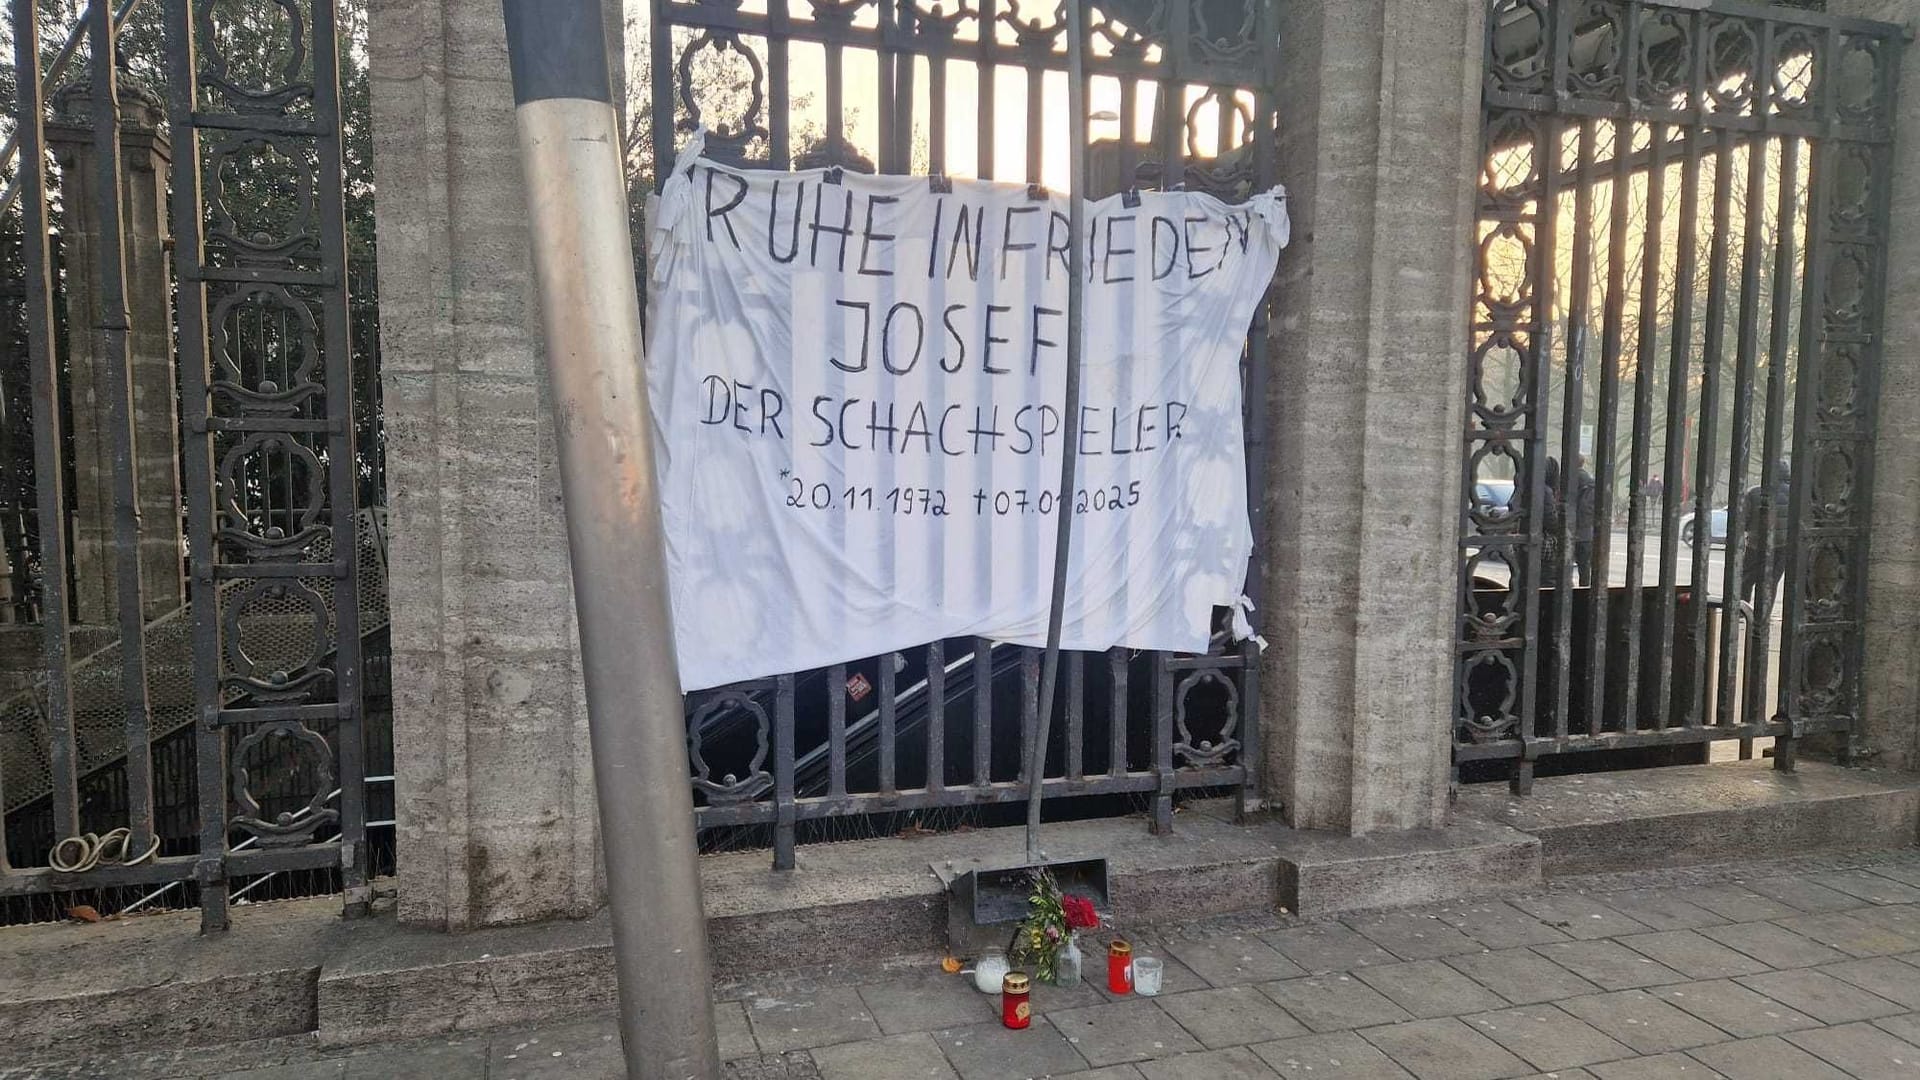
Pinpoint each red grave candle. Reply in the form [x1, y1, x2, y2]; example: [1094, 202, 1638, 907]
[1107, 938, 1133, 994]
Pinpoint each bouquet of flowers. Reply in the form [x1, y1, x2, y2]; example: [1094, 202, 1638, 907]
[1010, 869, 1102, 984]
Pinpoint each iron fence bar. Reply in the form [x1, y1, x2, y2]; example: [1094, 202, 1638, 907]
[828, 661, 848, 795]
[650, 0, 674, 187]
[1065, 650, 1083, 779]
[1717, 116, 1772, 731]
[11, 0, 80, 850]
[1452, 710, 1854, 763]
[87, 0, 160, 860]
[926, 33, 946, 174]
[773, 674, 795, 869]
[878, 651, 896, 793]
[977, 0, 996, 179]
[1107, 646, 1126, 776]
[1653, 111, 1704, 733]
[769, 0, 790, 168]
[1019, 646, 1039, 783]
[925, 640, 944, 789]
[1621, 118, 1666, 735]
[1583, 112, 1632, 735]
[972, 638, 991, 783]
[313, 0, 370, 916]
[1551, 117, 1593, 742]
[1743, 132, 1800, 730]
[1118, 74, 1138, 187]
[161, 0, 229, 933]
[1689, 126, 1734, 728]
[1150, 650, 1171, 833]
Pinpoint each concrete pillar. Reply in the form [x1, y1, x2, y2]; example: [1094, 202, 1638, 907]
[1258, 0, 1483, 833]
[46, 80, 185, 625]
[1832, 0, 1920, 768]
[367, 0, 624, 929]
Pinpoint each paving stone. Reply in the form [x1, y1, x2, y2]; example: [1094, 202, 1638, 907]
[1460, 1005, 1634, 1072]
[1030, 979, 1115, 1015]
[809, 1032, 958, 1080]
[1737, 968, 1905, 1023]
[1823, 956, 1920, 1009]
[1872, 864, 1920, 890]
[1251, 1031, 1415, 1079]
[1258, 973, 1414, 1032]
[1882, 1012, 1920, 1045]
[720, 1000, 762, 1060]
[1686, 1036, 1850, 1080]
[1596, 891, 1728, 933]
[1433, 901, 1571, 949]
[1355, 960, 1509, 1018]
[746, 992, 884, 1054]
[1154, 986, 1308, 1048]
[1345, 911, 1485, 961]
[1259, 922, 1400, 974]
[1558, 990, 1731, 1054]
[1589, 1051, 1726, 1079]
[931, 1020, 1089, 1080]
[1357, 1018, 1531, 1080]
[1533, 941, 1689, 991]
[1672, 888, 1799, 924]
[1449, 947, 1604, 1006]
[1783, 1021, 1920, 1080]
[724, 1053, 825, 1080]
[1515, 1071, 1595, 1080]
[1162, 935, 1306, 988]
[1135, 1046, 1280, 1080]
[1809, 872, 1920, 907]
[1696, 921, 1847, 969]
[1743, 877, 1869, 915]
[1048, 999, 1203, 1067]
[482, 1020, 625, 1080]
[1056, 1068, 1146, 1080]
[1512, 895, 1655, 941]
[1775, 912, 1920, 958]
[856, 971, 998, 1034]
[1616, 932, 1771, 980]
[1851, 904, 1920, 938]
[1647, 980, 1819, 1039]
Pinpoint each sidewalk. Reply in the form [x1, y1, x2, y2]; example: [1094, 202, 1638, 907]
[15, 848, 1920, 1079]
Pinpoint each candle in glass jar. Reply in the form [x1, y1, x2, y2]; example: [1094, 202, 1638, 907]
[974, 950, 1010, 994]
[1107, 938, 1133, 994]
[1001, 972, 1032, 1029]
[1133, 956, 1165, 996]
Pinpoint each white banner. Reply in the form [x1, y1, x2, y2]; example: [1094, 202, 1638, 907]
[645, 133, 1287, 691]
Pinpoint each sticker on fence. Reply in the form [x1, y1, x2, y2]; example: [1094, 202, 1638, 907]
[645, 131, 1288, 691]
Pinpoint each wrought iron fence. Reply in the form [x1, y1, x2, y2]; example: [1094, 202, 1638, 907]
[0, 0, 380, 931]
[649, 0, 1279, 867]
[1456, 0, 1902, 791]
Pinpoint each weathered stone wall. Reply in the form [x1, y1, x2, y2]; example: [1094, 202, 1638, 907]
[369, 0, 621, 928]
[1260, 0, 1484, 833]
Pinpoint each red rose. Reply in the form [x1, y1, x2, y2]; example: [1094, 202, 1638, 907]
[1063, 894, 1100, 930]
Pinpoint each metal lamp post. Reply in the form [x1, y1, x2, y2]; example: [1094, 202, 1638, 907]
[499, 1, 721, 1076]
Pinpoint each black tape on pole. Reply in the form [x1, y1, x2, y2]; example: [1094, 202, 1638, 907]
[502, 0, 613, 106]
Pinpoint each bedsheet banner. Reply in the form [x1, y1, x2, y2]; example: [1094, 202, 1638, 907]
[645, 133, 1287, 691]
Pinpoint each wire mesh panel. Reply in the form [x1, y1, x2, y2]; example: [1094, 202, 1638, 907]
[1456, 0, 1902, 792]
[651, 0, 1279, 867]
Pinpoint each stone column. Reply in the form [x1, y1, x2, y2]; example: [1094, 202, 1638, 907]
[1832, 0, 1920, 768]
[1258, 0, 1484, 833]
[368, 0, 630, 929]
[46, 81, 185, 625]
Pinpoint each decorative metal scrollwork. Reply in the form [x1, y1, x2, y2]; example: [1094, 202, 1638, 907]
[209, 282, 324, 413]
[220, 578, 334, 700]
[1172, 668, 1238, 766]
[688, 691, 774, 803]
[231, 721, 338, 845]
[675, 31, 770, 161]
[195, 0, 313, 113]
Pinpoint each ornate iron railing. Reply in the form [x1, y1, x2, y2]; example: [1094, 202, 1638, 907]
[1456, 0, 1902, 791]
[650, 0, 1280, 867]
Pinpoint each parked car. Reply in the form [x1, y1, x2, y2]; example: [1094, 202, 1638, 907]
[1680, 507, 1729, 548]
[1473, 479, 1516, 520]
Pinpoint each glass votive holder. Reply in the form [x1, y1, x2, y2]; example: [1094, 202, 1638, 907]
[973, 949, 1010, 994]
[1132, 955, 1165, 997]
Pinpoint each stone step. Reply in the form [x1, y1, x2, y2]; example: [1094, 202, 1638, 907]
[1453, 758, 1920, 877]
